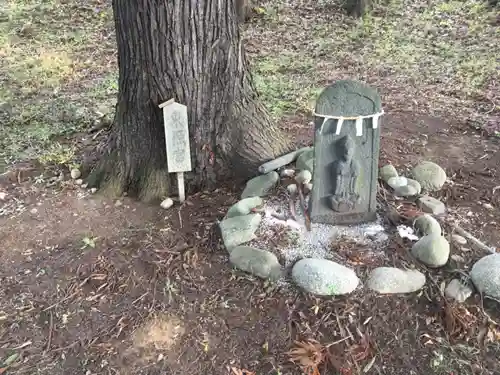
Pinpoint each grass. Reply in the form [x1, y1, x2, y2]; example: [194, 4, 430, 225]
[0, 0, 115, 169]
[253, 55, 321, 118]
[250, 0, 499, 117]
[0, 0, 498, 166]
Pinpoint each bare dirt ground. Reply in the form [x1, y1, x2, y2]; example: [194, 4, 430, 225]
[2, 113, 500, 375]
[1, 0, 500, 374]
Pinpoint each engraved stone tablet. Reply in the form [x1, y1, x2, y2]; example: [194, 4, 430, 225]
[309, 80, 382, 225]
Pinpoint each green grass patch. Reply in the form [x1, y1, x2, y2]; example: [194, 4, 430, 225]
[254, 54, 321, 117]
[311, 0, 499, 96]
[0, 0, 116, 164]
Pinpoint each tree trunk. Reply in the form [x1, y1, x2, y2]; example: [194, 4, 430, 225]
[344, 0, 371, 17]
[88, 0, 292, 201]
[236, 0, 251, 23]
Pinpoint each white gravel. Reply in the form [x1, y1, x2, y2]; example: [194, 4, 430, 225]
[250, 193, 389, 267]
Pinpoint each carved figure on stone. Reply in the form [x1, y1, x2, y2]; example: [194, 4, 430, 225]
[328, 135, 360, 212]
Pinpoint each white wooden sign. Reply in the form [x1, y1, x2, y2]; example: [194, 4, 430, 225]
[159, 98, 192, 202]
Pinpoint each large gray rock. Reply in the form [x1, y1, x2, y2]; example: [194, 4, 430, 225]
[406, 179, 422, 195]
[394, 184, 418, 197]
[379, 165, 398, 183]
[411, 234, 450, 267]
[226, 197, 263, 218]
[413, 214, 442, 236]
[219, 213, 261, 251]
[367, 267, 426, 294]
[241, 172, 279, 198]
[295, 147, 314, 173]
[411, 161, 447, 191]
[229, 246, 282, 280]
[418, 195, 446, 215]
[471, 253, 500, 299]
[291, 258, 359, 295]
[388, 176, 408, 189]
[445, 279, 473, 302]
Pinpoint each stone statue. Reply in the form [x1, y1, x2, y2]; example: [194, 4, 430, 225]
[309, 80, 382, 225]
[328, 135, 360, 212]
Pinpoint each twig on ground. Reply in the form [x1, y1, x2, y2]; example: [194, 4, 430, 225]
[42, 276, 90, 312]
[42, 290, 79, 312]
[325, 336, 351, 347]
[178, 207, 183, 229]
[451, 224, 496, 254]
[289, 194, 297, 221]
[297, 185, 310, 231]
[11, 341, 32, 350]
[132, 292, 149, 305]
[479, 292, 500, 327]
[45, 311, 54, 352]
[51, 341, 79, 353]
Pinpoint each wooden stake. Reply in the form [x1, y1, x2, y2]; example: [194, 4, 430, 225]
[297, 185, 311, 231]
[177, 172, 185, 203]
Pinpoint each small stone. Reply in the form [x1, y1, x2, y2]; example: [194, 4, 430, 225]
[394, 184, 418, 197]
[229, 246, 282, 280]
[241, 172, 279, 198]
[411, 161, 447, 191]
[291, 258, 359, 296]
[226, 197, 263, 218]
[295, 147, 314, 173]
[380, 165, 398, 182]
[445, 279, 473, 303]
[70, 168, 81, 180]
[471, 253, 500, 299]
[295, 170, 312, 185]
[0, 192, 7, 201]
[483, 203, 494, 210]
[115, 200, 123, 207]
[81, 183, 88, 189]
[304, 183, 313, 195]
[219, 213, 261, 252]
[90, 188, 98, 194]
[160, 198, 174, 209]
[387, 176, 408, 189]
[418, 195, 446, 215]
[413, 214, 442, 236]
[452, 234, 467, 246]
[30, 208, 38, 214]
[287, 184, 297, 194]
[280, 169, 295, 178]
[406, 179, 422, 195]
[367, 267, 426, 294]
[411, 234, 450, 267]
[75, 179, 84, 186]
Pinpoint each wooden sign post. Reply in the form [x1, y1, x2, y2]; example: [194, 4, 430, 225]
[159, 99, 192, 202]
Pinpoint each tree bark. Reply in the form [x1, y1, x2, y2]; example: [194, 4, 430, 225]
[88, 0, 292, 201]
[236, 0, 251, 23]
[344, 0, 371, 17]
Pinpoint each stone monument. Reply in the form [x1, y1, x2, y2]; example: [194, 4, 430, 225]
[309, 80, 383, 225]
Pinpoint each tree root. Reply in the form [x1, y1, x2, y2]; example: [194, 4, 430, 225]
[86, 150, 170, 203]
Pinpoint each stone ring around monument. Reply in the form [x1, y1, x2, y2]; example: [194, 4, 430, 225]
[313, 109, 385, 137]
